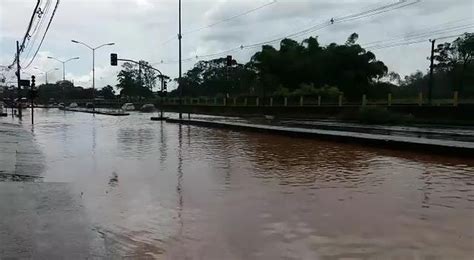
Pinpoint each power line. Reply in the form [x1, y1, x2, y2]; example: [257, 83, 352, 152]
[364, 24, 474, 50]
[7, 0, 42, 67]
[360, 18, 474, 46]
[22, 1, 52, 49]
[22, 0, 60, 69]
[158, 0, 422, 64]
[185, 0, 277, 34]
[367, 33, 469, 51]
[158, 0, 277, 46]
[21, 0, 53, 67]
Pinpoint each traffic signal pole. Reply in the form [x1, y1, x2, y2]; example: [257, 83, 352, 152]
[30, 75, 35, 124]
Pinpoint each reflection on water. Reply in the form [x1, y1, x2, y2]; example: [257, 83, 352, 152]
[18, 109, 474, 259]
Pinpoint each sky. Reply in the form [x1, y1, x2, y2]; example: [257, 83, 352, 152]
[0, 0, 473, 89]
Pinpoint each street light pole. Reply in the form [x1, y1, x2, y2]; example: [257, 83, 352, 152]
[34, 67, 59, 85]
[71, 40, 115, 113]
[47, 56, 80, 82]
[93, 49, 95, 106]
[178, 0, 183, 119]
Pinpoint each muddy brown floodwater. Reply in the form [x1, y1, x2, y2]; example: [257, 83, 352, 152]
[5, 109, 474, 259]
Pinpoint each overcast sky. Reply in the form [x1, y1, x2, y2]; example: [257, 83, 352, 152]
[1, 0, 473, 89]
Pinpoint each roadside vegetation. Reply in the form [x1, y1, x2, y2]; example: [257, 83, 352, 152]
[1, 33, 472, 106]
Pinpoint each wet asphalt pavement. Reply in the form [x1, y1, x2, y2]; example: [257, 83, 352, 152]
[1, 109, 473, 259]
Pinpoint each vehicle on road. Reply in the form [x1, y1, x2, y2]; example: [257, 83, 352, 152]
[121, 103, 135, 111]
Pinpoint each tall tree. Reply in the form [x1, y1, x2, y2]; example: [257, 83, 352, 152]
[434, 33, 474, 92]
[116, 62, 153, 98]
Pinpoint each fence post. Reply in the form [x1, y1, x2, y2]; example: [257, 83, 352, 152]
[388, 93, 392, 107]
[284, 97, 288, 107]
[214, 97, 217, 105]
[362, 94, 367, 106]
[338, 95, 343, 107]
[233, 97, 237, 106]
[256, 97, 259, 107]
[270, 97, 273, 107]
[318, 95, 321, 106]
[453, 91, 459, 107]
[223, 97, 227, 106]
[244, 98, 248, 106]
[299, 96, 304, 106]
[418, 92, 423, 106]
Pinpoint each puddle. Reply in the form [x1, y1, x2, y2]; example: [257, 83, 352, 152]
[0, 172, 43, 182]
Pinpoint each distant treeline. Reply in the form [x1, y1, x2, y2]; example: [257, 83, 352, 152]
[170, 32, 474, 100]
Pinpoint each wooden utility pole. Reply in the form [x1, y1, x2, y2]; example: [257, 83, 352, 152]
[428, 39, 436, 105]
[16, 41, 22, 119]
[178, 0, 183, 119]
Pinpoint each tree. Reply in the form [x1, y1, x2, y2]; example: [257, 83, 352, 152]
[434, 33, 474, 92]
[116, 62, 153, 98]
[173, 57, 258, 97]
[248, 33, 388, 100]
[139, 61, 157, 90]
[100, 85, 116, 99]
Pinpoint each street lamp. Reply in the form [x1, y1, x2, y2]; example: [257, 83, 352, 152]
[47, 56, 80, 82]
[71, 40, 115, 112]
[34, 67, 59, 84]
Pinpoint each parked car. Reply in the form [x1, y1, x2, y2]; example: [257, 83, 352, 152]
[140, 104, 155, 112]
[86, 103, 94, 109]
[121, 103, 135, 111]
[69, 103, 78, 108]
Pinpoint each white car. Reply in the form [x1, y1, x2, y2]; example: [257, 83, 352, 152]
[121, 103, 135, 111]
[69, 103, 78, 108]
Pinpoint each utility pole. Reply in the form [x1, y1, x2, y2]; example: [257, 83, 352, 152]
[178, 0, 183, 119]
[16, 41, 22, 119]
[428, 39, 436, 105]
[30, 75, 35, 124]
[92, 49, 96, 112]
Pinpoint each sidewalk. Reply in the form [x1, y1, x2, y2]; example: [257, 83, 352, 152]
[0, 123, 44, 181]
[0, 122, 105, 258]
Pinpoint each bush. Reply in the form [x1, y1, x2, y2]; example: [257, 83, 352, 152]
[293, 83, 320, 96]
[273, 86, 291, 96]
[357, 106, 414, 124]
[319, 85, 342, 99]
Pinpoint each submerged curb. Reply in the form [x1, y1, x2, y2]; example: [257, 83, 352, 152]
[165, 118, 474, 156]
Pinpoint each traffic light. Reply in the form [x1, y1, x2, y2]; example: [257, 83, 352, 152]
[163, 80, 167, 92]
[111, 53, 118, 66]
[31, 75, 35, 87]
[226, 55, 233, 66]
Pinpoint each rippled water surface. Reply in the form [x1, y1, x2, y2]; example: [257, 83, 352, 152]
[13, 109, 474, 259]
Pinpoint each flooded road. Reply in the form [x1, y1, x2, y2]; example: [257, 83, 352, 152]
[2, 109, 474, 259]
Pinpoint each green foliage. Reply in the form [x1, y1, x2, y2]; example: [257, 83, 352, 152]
[273, 86, 290, 96]
[291, 84, 342, 98]
[433, 33, 474, 94]
[35, 80, 105, 102]
[173, 57, 258, 97]
[175, 33, 388, 100]
[116, 62, 154, 98]
[99, 85, 115, 99]
[292, 83, 319, 96]
[249, 33, 388, 100]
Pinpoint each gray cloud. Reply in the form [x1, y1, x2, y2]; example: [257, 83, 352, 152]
[1, 0, 473, 88]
